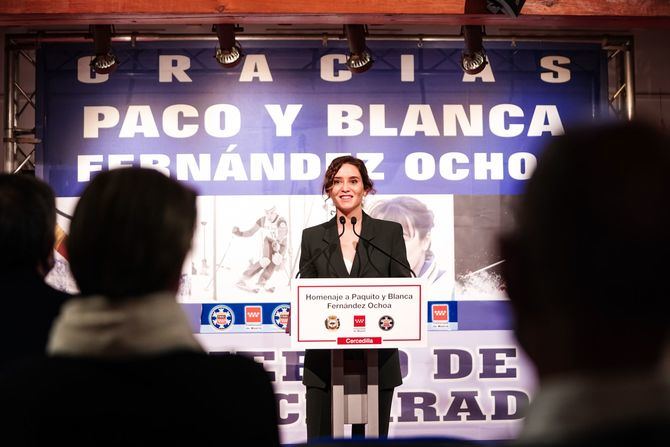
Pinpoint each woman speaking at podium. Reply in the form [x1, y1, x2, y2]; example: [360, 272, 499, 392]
[298, 155, 412, 439]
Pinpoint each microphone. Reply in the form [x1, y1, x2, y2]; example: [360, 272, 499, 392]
[350, 216, 416, 277]
[294, 217, 346, 278]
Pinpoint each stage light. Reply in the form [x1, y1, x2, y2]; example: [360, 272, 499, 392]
[460, 25, 488, 75]
[344, 25, 374, 74]
[486, 0, 526, 17]
[89, 25, 118, 75]
[214, 24, 244, 68]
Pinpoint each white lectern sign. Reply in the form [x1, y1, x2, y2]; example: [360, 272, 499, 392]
[291, 277, 427, 349]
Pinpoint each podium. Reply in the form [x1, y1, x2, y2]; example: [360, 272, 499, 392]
[291, 277, 426, 438]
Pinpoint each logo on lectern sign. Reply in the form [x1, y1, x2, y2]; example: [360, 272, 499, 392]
[324, 315, 341, 331]
[353, 315, 366, 332]
[378, 315, 394, 331]
[209, 305, 234, 331]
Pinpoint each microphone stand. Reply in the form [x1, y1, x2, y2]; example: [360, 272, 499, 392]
[294, 216, 346, 279]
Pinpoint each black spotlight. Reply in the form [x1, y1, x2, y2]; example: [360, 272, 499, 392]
[90, 25, 118, 75]
[460, 25, 488, 75]
[486, 0, 526, 17]
[214, 24, 244, 68]
[344, 25, 374, 74]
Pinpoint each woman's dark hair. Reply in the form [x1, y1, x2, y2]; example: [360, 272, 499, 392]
[0, 174, 56, 273]
[67, 168, 197, 298]
[321, 156, 376, 196]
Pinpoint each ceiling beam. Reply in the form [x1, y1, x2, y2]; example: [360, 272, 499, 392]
[1, 0, 669, 27]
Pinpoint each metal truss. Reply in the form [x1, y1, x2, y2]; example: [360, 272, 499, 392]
[2, 32, 635, 174]
[3, 38, 39, 174]
[606, 37, 635, 121]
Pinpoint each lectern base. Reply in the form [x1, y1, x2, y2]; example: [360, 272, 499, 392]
[305, 386, 394, 439]
[331, 349, 380, 438]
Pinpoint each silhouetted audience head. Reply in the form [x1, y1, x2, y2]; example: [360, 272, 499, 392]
[68, 167, 197, 298]
[0, 173, 57, 275]
[0, 174, 68, 369]
[501, 121, 670, 378]
[0, 168, 281, 447]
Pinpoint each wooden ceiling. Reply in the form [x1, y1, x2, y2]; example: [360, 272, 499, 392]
[1, 0, 669, 28]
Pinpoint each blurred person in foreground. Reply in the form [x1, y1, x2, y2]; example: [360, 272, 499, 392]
[0, 168, 280, 446]
[500, 122, 670, 446]
[0, 174, 68, 371]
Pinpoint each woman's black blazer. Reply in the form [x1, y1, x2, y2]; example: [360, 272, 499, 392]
[298, 211, 411, 389]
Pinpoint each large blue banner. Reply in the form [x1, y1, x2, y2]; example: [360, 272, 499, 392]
[37, 40, 605, 196]
[37, 39, 606, 443]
